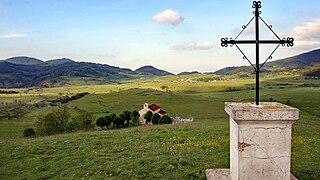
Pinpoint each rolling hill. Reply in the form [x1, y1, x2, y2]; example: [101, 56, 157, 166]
[0, 58, 172, 88]
[135, 65, 173, 76]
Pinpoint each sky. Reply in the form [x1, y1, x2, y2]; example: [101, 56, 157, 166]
[0, 0, 319, 73]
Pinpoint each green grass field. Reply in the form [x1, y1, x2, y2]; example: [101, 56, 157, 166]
[0, 74, 319, 179]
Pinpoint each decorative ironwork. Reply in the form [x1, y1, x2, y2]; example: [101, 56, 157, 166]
[221, 1, 294, 105]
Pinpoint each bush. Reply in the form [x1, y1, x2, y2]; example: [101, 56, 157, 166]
[131, 116, 139, 126]
[151, 113, 160, 125]
[105, 115, 112, 129]
[109, 113, 116, 122]
[66, 118, 79, 132]
[123, 111, 132, 124]
[43, 106, 70, 135]
[159, 115, 172, 124]
[96, 117, 107, 130]
[76, 111, 94, 130]
[23, 128, 35, 137]
[113, 116, 125, 128]
[144, 111, 153, 124]
[131, 110, 140, 119]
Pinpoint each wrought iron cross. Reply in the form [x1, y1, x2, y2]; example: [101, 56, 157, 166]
[221, 1, 294, 105]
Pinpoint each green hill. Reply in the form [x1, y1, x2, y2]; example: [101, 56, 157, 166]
[135, 65, 173, 76]
[0, 60, 138, 88]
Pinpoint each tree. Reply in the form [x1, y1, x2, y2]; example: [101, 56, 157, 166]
[131, 116, 139, 126]
[119, 113, 126, 123]
[105, 115, 112, 129]
[109, 113, 116, 121]
[144, 111, 153, 124]
[43, 105, 70, 135]
[66, 118, 79, 132]
[76, 111, 94, 130]
[123, 110, 132, 124]
[113, 116, 124, 128]
[96, 117, 107, 130]
[131, 110, 140, 119]
[159, 115, 172, 124]
[23, 128, 35, 137]
[151, 113, 160, 125]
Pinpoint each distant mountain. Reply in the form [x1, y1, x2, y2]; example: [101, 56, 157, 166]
[45, 58, 75, 65]
[215, 49, 320, 75]
[177, 71, 200, 76]
[135, 65, 173, 76]
[264, 49, 320, 70]
[4, 56, 43, 65]
[0, 59, 141, 88]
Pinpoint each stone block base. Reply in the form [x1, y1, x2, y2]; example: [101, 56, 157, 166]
[205, 169, 298, 180]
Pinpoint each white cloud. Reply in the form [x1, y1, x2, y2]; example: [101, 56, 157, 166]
[0, 33, 28, 39]
[292, 19, 320, 50]
[152, 9, 184, 26]
[171, 41, 214, 51]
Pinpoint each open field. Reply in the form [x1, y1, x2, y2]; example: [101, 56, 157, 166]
[0, 74, 319, 179]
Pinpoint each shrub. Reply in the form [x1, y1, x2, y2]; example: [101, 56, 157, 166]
[131, 116, 139, 126]
[43, 106, 70, 135]
[96, 117, 107, 130]
[66, 118, 79, 132]
[105, 115, 112, 129]
[113, 116, 124, 128]
[131, 110, 140, 119]
[23, 128, 35, 137]
[109, 113, 116, 122]
[144, 111, 153, 124]
[76, 111, 94, 130]
[151, 113, 160, 125]
[123, 111, 132, 124]
[159, 115, 172, 124]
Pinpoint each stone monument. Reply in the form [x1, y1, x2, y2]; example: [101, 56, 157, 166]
[206, 1, 299, 180]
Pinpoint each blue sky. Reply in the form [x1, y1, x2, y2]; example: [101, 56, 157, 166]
[0, 0, 319, 73]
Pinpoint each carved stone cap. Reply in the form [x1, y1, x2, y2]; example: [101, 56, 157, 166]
[225, 102, 299, 121]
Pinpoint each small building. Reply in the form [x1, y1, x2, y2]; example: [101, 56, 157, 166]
[138, 103, 167, 124]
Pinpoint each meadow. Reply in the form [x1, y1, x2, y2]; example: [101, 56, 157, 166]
[0, 74, 319, 179]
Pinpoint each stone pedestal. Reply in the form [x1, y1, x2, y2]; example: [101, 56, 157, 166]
[206, 102, 299, 180]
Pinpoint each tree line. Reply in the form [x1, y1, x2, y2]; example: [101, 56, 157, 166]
[23, 106, 174, 137]
[143, 110, 172, 125]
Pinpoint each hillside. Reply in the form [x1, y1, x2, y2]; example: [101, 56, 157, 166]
[135, 65, 173, 76]
[0, 57, 173, 88]
[215, 49, 320, 75]
[0, 60, 136, 88]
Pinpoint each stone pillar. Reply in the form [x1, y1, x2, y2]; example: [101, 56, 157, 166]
[206, 102, 299, 180]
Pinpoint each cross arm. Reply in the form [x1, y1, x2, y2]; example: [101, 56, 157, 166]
[221, 37, 294, 47]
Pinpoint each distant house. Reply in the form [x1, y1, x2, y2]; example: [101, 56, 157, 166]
[138, 103, 167, 124]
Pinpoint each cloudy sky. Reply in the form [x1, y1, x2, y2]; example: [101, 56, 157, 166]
[0, 0, 319, 73]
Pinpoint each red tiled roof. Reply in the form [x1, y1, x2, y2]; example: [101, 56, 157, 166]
[158, 109, 167, 115]
[148, 104, 160, 111]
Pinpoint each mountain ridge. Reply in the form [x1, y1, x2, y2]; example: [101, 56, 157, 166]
[0, 58, 172, 88]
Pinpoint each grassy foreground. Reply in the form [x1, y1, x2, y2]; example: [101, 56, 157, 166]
[0, 75, 320, 179]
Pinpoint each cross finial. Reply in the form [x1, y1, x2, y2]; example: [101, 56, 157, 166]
[221, 1, 294, 105]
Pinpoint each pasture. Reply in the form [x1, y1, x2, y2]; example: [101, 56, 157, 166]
[0, 74, 319, 179]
